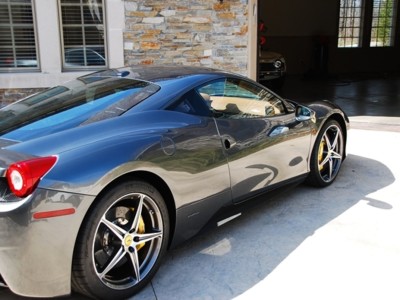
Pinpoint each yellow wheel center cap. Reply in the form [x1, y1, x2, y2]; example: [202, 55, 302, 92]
[124, 235, 134, 247]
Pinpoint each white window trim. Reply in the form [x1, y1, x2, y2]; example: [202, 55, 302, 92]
[247, 0, 258, 81]
[370, 0, 398, 47]
[0, 0, 124, 89]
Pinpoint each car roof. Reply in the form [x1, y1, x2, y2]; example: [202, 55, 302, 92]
[83, 65, 234, 84]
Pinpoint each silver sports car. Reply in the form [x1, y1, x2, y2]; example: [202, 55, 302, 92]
[0, 66, 349, 299]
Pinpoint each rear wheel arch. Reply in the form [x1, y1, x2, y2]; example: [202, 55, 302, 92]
[71, 172, 176, 299]
[71, 172, 177, 280]
[92, 171, 176, 248]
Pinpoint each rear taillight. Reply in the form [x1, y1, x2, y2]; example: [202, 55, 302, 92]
[6, 156, 57, 198]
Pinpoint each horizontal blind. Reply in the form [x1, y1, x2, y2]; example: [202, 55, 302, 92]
[0, 0, 38, 71]
[60, 0, 106, 69]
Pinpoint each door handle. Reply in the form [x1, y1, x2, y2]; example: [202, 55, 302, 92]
[224, 139, 231, 149]
[222, 136, 236, 149]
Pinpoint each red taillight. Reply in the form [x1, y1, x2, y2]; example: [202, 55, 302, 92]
[6, 156, 57, 198]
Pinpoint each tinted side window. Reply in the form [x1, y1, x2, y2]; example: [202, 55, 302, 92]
[169, 90, 212, 117]
[197, 78, 286, 118]
[0, 77, 159, 140]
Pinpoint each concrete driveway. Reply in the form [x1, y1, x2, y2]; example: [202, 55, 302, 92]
[1, 122, 400, 300]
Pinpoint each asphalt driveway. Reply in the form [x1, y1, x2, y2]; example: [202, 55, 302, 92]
[1, 121, 400, 300]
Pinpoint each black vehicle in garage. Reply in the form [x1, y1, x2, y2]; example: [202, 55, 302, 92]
[259, 50, 286, 91]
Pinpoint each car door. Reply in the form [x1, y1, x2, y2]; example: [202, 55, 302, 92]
[197, 77, 313, 203]
[165, 89, 232, 208]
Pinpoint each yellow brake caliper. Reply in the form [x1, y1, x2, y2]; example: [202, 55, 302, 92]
[318, 139, 326, 171]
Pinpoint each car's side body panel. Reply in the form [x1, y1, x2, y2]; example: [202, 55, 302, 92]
[215, 113, 313, 203]
[0, 190, 95, 297]
[0, 110, 232, 297]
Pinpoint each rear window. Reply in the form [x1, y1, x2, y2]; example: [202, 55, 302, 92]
[0, 76, 159, 141]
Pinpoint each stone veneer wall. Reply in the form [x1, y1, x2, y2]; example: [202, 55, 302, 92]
[123, 0, 250, 75]
[1, 1, 250, 104]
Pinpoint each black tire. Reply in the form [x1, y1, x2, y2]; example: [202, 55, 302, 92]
[72, 180, 169, 300]
[306, 120, 344, 187]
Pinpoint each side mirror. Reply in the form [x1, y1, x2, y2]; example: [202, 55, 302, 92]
[296, 105, 316, 123]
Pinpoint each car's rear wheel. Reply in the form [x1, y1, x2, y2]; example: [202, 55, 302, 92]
[306, 120, 344, 187]
[72, 180, 169, 300]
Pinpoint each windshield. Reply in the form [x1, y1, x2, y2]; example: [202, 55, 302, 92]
[0, 76, 159, 141]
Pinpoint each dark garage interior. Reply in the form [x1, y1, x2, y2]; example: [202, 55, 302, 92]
[259, 0, 400, 75]
[258, 0, 400, 120]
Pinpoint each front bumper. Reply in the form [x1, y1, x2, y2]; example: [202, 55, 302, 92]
[0, 188, 95, 297]
[259, 70, 285, 81]
[259, 60, 286, 82]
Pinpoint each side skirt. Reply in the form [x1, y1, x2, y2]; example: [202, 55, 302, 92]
[170, 174, 308, 248]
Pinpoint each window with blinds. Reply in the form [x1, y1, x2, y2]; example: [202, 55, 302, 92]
[370, 0, 398, 47]
[0, 0, 38, 71]
[338, 0, 365, 48]
[59, 0, 107, 70]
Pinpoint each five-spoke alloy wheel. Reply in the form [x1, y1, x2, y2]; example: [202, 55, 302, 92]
[72, 180, 169, 300]
[307, 120, 345, 187]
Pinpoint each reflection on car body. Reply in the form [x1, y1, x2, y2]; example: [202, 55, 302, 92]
[64, 47, 106, 67]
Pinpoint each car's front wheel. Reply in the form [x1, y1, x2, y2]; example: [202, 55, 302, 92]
[72, 180, 169, 300]
[306, 120, 345, 187]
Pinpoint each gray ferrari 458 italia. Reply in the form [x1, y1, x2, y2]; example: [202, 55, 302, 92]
[0, 66, 349, 299]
